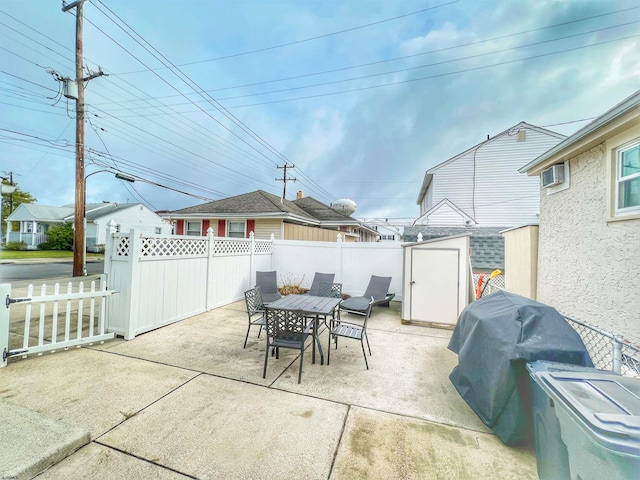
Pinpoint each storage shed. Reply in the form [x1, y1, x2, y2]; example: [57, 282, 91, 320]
[401, 234, 473, 326]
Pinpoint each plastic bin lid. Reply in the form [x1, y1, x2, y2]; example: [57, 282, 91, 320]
[526, 360, 603, 375]
[535, 371, 640, 454]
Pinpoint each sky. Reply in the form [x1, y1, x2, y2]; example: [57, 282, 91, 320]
[2, 0, 640, 228]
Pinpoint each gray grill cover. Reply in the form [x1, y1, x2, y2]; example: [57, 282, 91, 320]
[448, 290, 593, 445]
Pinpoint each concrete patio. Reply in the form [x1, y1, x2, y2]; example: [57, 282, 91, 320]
[1, 300, 537, 479]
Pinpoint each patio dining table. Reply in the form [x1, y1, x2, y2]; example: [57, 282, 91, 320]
[267, 294, 341, 365]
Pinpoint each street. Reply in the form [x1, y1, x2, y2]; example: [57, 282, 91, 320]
[0, 260, 104, 284]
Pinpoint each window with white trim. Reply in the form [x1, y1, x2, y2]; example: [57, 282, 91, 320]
[616, 140, 640, 215]
[186, 220, 201, 236]
[227, 221, 245, 238]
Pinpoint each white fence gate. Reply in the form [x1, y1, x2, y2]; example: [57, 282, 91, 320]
[1, 277, 117, 368]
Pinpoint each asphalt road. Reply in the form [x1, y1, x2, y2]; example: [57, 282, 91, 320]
[0, 260, 104, 283]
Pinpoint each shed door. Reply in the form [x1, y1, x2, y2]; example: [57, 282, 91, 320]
[410, 248, 459, 325]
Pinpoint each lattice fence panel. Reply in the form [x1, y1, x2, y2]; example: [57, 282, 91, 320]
[115, 237, 130, 257]
[140, 237, 208, 256]
[214, 239, 251, 255]
[254, 240, 273, 254]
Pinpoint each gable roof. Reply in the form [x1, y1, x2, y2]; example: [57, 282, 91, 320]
[520, 89, 640, 174]
[413, 198, 476, 226]
[6, 203, 73, 222]
[417, 121, 566, 203]
[166, 190, 378, 235]
[169, 190, 314, 220]
[63, 203, 143, 222]
[293, 196, 353, 222]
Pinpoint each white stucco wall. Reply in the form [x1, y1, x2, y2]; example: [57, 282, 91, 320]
[536, 143, 640, 344]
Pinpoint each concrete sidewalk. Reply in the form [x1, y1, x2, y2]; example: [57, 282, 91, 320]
[0, 301, 537, 479]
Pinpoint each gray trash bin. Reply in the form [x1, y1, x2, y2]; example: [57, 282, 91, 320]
[527, 361, 640, 480]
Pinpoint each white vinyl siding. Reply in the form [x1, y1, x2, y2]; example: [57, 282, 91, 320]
[426, 127, 564, 227]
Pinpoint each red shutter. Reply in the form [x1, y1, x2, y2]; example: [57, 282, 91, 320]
[202, 219, 210, 235]
[218, 219, 226, 237]
[176, 219, 184, 235]
[247, 219, 255, 238]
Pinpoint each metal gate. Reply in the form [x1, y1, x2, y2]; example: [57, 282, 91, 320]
[1, 277, 117, 367]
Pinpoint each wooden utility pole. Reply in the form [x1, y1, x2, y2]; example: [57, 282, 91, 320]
[63, 0, 104, 276]
[276, 164, 296, 203]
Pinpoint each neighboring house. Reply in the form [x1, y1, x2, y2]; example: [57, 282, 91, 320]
[371, 223, 403, 242]
[5, 202, 171, 250]
[162, 190, 378, 242]
[519, 90, 640, 344]
[407, 121, 566, 272]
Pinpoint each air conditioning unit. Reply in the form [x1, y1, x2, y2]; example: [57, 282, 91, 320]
[541, 164, 565, 188]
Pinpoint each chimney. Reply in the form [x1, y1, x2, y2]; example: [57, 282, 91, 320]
[296, 190, 304, 199]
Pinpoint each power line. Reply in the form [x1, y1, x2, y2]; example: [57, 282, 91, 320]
[115, 1, 460, 74]
[107, 6, 640, 99]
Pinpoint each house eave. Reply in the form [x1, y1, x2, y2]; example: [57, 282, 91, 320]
[520, 90, 640, 175]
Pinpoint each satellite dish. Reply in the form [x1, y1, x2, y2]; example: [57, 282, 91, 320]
[331, 198, 357, 215]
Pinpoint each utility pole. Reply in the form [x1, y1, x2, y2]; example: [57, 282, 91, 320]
[276, 164, 296, 203]
[62, 0, 105, 276]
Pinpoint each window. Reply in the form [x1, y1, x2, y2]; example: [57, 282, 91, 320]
[155, 227, 162, 234]
[186, 221, 201, 236]
[227, 221, 245, 238]
[616, 140, 640, 215]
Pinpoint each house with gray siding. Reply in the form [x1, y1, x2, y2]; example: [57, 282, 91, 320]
[407, 121, 565, 272]
[519, 90, 640, 344]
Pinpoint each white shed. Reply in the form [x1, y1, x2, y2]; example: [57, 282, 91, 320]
[402, 234, 473, 326]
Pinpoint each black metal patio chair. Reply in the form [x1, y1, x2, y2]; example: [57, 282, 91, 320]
[328, 297, 374, 369]
[263, 307, 316, 384]
[243, 286, 266, 348]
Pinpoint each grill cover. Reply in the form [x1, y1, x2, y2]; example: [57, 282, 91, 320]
[448, 290, 593, 445]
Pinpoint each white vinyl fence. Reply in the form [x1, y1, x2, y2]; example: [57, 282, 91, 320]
[104, 226, 404, 340]
[272, 236, 404, 298]
[105, 225, 273, 339]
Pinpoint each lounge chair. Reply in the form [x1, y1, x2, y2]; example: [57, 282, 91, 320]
[339, 275, 394, 315]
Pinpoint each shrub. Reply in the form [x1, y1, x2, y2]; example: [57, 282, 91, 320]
[3, 241, 27, 251]
[278, 273, 308, 295]
[42, 223, 74, 250]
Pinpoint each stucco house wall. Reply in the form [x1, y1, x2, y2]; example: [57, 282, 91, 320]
[536, 145, 640, 343]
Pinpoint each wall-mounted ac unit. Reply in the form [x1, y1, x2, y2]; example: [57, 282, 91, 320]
[541, 164, 565, 188]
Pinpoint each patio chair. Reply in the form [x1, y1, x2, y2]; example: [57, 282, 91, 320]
[339, 275, 395, 315]
[307, 282, 342, 330]
[243, 286, 266, 348]
[263, 307, 316, 384]
[307, 272, 335, 296]
[327, 297, 374, 369]
[255, 270, 282, 304]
